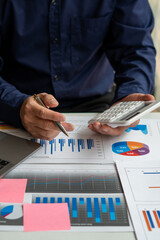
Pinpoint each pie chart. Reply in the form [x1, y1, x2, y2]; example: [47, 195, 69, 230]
[1, 205, 23, 220]
[112, 141, 150, 156]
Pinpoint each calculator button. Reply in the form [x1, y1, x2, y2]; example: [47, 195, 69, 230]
[88, 100, 148, 125]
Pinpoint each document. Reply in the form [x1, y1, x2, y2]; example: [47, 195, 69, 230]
[1, 116, 160, 164]
[116, 160, 160, 240]
[24, 116, 160, 164]
[1, 164, 133, 232]
[1, 115, 160, 233]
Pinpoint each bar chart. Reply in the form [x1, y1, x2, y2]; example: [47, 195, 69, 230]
[6, 165, 122, 194]
[32, 134, 104, 159]
[32, 194, 129, 227]
[138, 205, 160, 240]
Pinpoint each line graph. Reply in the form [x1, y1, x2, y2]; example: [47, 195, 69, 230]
[5, 166, 122, 194]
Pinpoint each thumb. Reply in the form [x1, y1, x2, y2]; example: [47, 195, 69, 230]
[38, 93, 59, 108]
[142, 94, 155, 101]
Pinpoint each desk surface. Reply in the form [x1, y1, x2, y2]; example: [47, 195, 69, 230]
[1, 112, 159, 240]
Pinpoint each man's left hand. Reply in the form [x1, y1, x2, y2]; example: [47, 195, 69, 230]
[88, 93, 155, 136]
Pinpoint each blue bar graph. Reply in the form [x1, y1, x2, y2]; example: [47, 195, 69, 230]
[147, 211, 155, 228]
[35, 197, 41, 203]
[79, 198, 84, 204]
[87, 198, 92, 217]
[77, 139, 85, 152]
[59, 139, 65, 151]
[68, 139, 76, 152]
[58, 197, 62, 203]
[94, 198, 101, 223]
[40, 139, 47, 154]
[87, 139, 94, 149]
[101, 198, 107, 213]
[36, 137, 97, 154]
[49, 139, 56, 154]
[65, 198, 70, 213]
[72, 198, 78, 218]
[43, 197, 48, 203]
[116, 198, 121, 205]
[50, 197, 55, 203]
[32, 195, 128, 227]
[109, 198, 116, 220]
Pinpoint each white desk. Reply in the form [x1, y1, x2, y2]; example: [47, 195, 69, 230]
[1, 112, 159, 240]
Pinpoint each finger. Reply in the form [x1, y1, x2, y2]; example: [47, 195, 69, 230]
[32, 103, 66, 122]
[121, 93, 155, 102]
[100, 125, 128, 136]
[142, 94, 155, 101]
[89, 123, 111, 135]
[31, 126, 60, 140]
[21, 96, 65, 122]
[26, 116, 59, 131]
[90, 122, 126, 136]
[37, 93, 59, 108]
[89, 122, 111, 135]
[88, 124, 100, 133]
[62, 122, 74, 132]
[89, 122, 107, 134]
[23, 113, 74, 133]
[128, 119, 140, 128]
[31, 123, 74, 140]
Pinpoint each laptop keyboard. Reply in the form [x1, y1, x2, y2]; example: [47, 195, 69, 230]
[0, 159, 10, 171]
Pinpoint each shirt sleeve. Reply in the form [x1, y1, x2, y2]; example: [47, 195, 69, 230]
[0, 76, 30, 128]
[105, 0, 156, 103]
[0, 1, 29, 127]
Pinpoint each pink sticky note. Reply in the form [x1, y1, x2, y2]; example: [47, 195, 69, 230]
[23, 203, 71, 232]
[0, 179, 27, 203]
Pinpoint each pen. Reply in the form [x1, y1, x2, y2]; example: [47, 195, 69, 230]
[34, 94, 69, 137]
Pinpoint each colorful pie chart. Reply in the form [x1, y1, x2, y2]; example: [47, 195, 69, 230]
[112, 141, 150, 156]
[1, 205, 23, 220]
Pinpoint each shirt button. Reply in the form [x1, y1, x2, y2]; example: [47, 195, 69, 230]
[51, 0, 56, 5]
[54, 75, 59, 81]
[53, 38, 58, 43]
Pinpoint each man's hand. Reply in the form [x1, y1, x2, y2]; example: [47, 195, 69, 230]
[20, 93, 74, 140]
[88, 93, 155, 136]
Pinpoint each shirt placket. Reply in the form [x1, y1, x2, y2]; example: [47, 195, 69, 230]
[49, 0, 62, 96]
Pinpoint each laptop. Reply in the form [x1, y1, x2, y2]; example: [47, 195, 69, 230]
[0, 132, 41, 177]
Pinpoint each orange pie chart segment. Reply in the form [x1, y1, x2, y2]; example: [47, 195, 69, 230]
[127, 141, 143, 150]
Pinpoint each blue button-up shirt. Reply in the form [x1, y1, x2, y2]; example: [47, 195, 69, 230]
[0, 0, 156, 127]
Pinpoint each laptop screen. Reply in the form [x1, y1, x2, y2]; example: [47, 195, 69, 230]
[0, 132, 40, 177]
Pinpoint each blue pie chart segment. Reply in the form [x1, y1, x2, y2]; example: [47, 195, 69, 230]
[1, 205, 22, 220]
[112, 142, 130, 154]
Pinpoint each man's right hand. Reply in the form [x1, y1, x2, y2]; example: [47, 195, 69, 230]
[20, 93, 74, 140]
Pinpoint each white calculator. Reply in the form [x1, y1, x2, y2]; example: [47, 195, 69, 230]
[88, 100, 160, 127]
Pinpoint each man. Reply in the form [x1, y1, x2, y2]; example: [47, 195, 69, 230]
[0, 0, 155, 140]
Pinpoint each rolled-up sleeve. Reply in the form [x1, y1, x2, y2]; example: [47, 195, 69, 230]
[105, 0, 156, 102]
